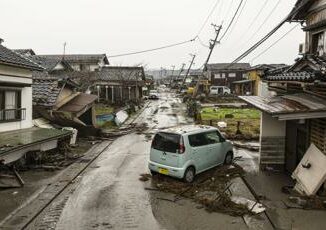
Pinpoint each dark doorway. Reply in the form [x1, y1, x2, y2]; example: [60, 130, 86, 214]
[285, 120, 310, 173]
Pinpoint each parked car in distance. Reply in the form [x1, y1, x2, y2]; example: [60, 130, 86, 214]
[210, 86, 231, 95]
[149, 90, 159, 99]
[148, 125, 234, 183]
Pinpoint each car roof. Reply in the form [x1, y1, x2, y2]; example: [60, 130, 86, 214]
[159, 125, 217, 135]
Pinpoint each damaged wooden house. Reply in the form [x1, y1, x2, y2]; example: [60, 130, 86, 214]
[240, 0, 326, 179]
[0, 39, 72, 166]
[68, 66, 146, 105]
[32, 74, 98, 128]
[13, 52, 100, 128]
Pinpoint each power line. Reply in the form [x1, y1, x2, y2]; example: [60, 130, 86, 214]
[241, 0, 281, 48]
[195, 0, 221, 37]
[197, 36, 210, 48]
[107, 38, 195, 58]
[223, 0, 248, 42]
[250, 24, 299, 62]
[240, 0, 269, 40]
[230, 0, 308, 65]
[223, 0, 235, 25]
[219, 0, 244, 42]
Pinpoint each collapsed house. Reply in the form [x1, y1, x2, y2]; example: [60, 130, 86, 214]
[32, 75, 97, 127]
[0, 40, 72, 165]
[11, 52, 100, 128]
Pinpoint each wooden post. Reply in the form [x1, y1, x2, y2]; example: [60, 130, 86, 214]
[111, 86, 114, 103]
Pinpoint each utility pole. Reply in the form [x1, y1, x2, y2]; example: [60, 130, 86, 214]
[170, 65, 176, 85]
[193, 24, 222, 97]
[171, 65, 175, 77]
[203, 24, 222, 71]
[178, 63, 186, 77]
[63, 42, 67, 59]
[182, 53, 196, 86]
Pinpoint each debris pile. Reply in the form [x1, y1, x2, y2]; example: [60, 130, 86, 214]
[143, 165, 254, 216]
[101, 123, 149, 138]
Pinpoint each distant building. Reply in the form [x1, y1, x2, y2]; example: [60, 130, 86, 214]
[233, 64, 288, 96]
[206, 63, 251, 91]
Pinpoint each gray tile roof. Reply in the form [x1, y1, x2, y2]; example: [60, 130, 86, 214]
[0, 45, 43, 70]
[32, 77, 63, 107]
[264, 55, 326, 82]
[249, 64, 288, 71]
[288, 0, 314, 21]
[36, 54, 109, 65]
[264, 71, 316, 82]
[30, 55, 65, 71]
[97, 66, 145, 81]
[12, 49, 36, 56]
[206, 63, 251, 71]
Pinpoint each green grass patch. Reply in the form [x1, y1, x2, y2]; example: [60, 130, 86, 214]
[200, 108, 261, 140]
[95, 105, 114, 115]
[201, 108, 260, 120]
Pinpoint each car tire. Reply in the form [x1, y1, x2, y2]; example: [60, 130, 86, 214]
[150, 170, 157, 176]
[183, 167, 195, 183]
[224, 152, 233, 165]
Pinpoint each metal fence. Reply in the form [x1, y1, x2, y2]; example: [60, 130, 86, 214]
[0, 108, 26, 122]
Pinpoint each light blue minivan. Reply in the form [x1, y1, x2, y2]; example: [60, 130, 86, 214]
[148, 125, 234, 183]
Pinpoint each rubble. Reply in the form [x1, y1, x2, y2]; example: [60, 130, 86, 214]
[142, 165, 255, 216]
[101, 123, 148, 138]
[292, 144, 326, 196]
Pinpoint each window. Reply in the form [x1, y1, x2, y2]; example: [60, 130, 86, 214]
[312, 31, 325, 56]
[188, 133, 208, 147]
[0, 90, 22, 121]
[229, 73, 236, 78]
[152, 132, 180, 153]
[221, 73, 226, 79]
[214, 73, 221, 79]
[205, 131, 221, 144]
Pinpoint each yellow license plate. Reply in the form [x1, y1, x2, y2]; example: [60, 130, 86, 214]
[159, 168, 169, 175]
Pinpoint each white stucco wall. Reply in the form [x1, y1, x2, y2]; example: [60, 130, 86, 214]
[0, 65, 33, 132]
[260, 112, 286, 137]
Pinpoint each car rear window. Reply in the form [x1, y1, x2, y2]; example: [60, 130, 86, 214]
[152, 132, 180, 153]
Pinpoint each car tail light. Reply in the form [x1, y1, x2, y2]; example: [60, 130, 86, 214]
[179, 136, 185, 154]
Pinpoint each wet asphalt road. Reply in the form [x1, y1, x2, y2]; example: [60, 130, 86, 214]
[31, 92, 252, 230]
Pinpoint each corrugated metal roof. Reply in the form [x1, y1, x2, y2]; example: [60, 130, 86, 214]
[240, 93, 326, 119]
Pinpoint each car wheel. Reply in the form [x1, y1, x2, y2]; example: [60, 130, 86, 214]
[184, 167, 195, 183]
[150, 170, 157, 176]
[224, 152, 233, 165]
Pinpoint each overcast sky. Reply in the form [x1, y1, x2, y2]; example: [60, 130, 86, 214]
[1, 0, 303, 69]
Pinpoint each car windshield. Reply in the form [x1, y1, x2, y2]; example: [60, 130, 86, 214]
[152, 132, 180, 153]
